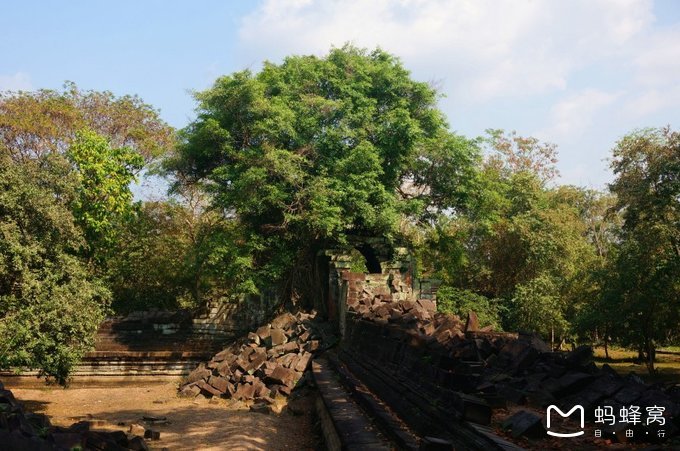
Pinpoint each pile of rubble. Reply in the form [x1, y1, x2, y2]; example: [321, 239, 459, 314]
[0, 381, 149, 450]
[343, 293, 680, 445]
[348, 281, 497, 344]
[179, 311, 327, 404]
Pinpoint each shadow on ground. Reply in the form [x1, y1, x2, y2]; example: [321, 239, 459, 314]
[10, 382, 320, 451]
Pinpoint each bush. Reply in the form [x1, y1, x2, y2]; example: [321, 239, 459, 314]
[436, 286, 503, 330]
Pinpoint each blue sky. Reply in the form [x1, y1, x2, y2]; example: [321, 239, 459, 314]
[2, 0, 679, 191]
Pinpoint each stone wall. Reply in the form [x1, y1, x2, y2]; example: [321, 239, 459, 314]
[324, 245, 425, 336]
[340, 309, 680, 447]
[74, 293, 281, 377]
[191, 290, 280, 341]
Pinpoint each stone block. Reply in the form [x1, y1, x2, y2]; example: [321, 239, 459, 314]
[305, 340, 320, 352]
[186, 363, 211, 384]
[267, 366, 297, 388]
[613, 385, 645, 405]
[208, 376, 230, 394]
[216, 360, 232, 378]
[294, 351, 313, 372]
[197, 380, 223, 398]
[278, 353, 296, 368]
[248, 332, 260, 345]
[270, 328, 287, 346]
[234, 383, 257, 401]
[416, 299, 436, 312]
[256, 325, 271, 340]
[271, 312, 297, 330]
[179, 384, 201, 398]
[565, 345, 593, 367]
[502, 410, 545, 439]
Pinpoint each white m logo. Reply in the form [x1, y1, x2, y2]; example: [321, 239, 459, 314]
[546, 404, 585, 437]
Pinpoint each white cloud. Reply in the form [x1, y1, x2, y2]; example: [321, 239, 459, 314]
[538, 89, 621, 140]
[632, 27, 680, 86]
[624, 86, 680, 117]
[622, 25, 680, 117]
[235, 0, 679, 187]
[237, 0, 654, 104]
[0, 72, 33, 92]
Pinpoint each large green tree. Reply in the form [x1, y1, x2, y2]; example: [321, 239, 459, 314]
[168, 45, 480, 305]
[0, 150, 109, 383]
[420, 131, 600, 342]
[603, 127, 680, 372]
[0, 84, 173, 381]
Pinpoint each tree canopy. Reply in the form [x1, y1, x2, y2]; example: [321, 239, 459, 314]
[0, 150, 108, 383]
[600, 127, 680, 371]
[168, 45, 481, 303]
[0, 84, 173, 382]
[0, 82, 174, 163]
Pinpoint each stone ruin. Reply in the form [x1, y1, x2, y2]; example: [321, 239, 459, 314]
[179, 310, 335, 411]
[180, 241, 679, 448]
[316, 243, 680, 447]
[339, 275, 680, 447]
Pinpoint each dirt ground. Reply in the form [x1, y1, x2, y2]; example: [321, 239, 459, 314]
[7, 379, 321, 451]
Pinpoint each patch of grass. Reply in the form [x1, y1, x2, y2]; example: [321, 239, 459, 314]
[593, 345, 680, 384]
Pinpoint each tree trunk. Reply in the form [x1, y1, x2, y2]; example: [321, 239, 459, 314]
[603, 332, 610, 360]
[645, 339, 656, 374]
[551, 327, 555, 351]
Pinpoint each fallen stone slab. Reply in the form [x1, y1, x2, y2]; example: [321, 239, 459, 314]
[271, 312, 297, 330]
[234, 382, 257, 401]
[179, 384, 201, 398]
[186, 363, 211, 384]
[208, 375, 230, 393]
[294, 352, 313, 372]
[270, 328, 287, 346]
[256, 324, 271, 340]
[267, 366, 298, 388]
[502, 410, 545, 439]
[420, 436, 454, 450]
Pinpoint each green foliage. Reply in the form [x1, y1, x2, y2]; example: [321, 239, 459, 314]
[509, 275, 568, 337]
[436, 286, 503, 330]
[0, 84, 173, 381]
[0, 82, 174, 162]
[168, 45, 480, 303]
[419, 130, 601, 342]
[600, 127, 680, 371]
[107, 198, 255, 313]
[68, 129, 144, 258]
[0, 151, 109, 383]
[348, 249, 369, 273]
